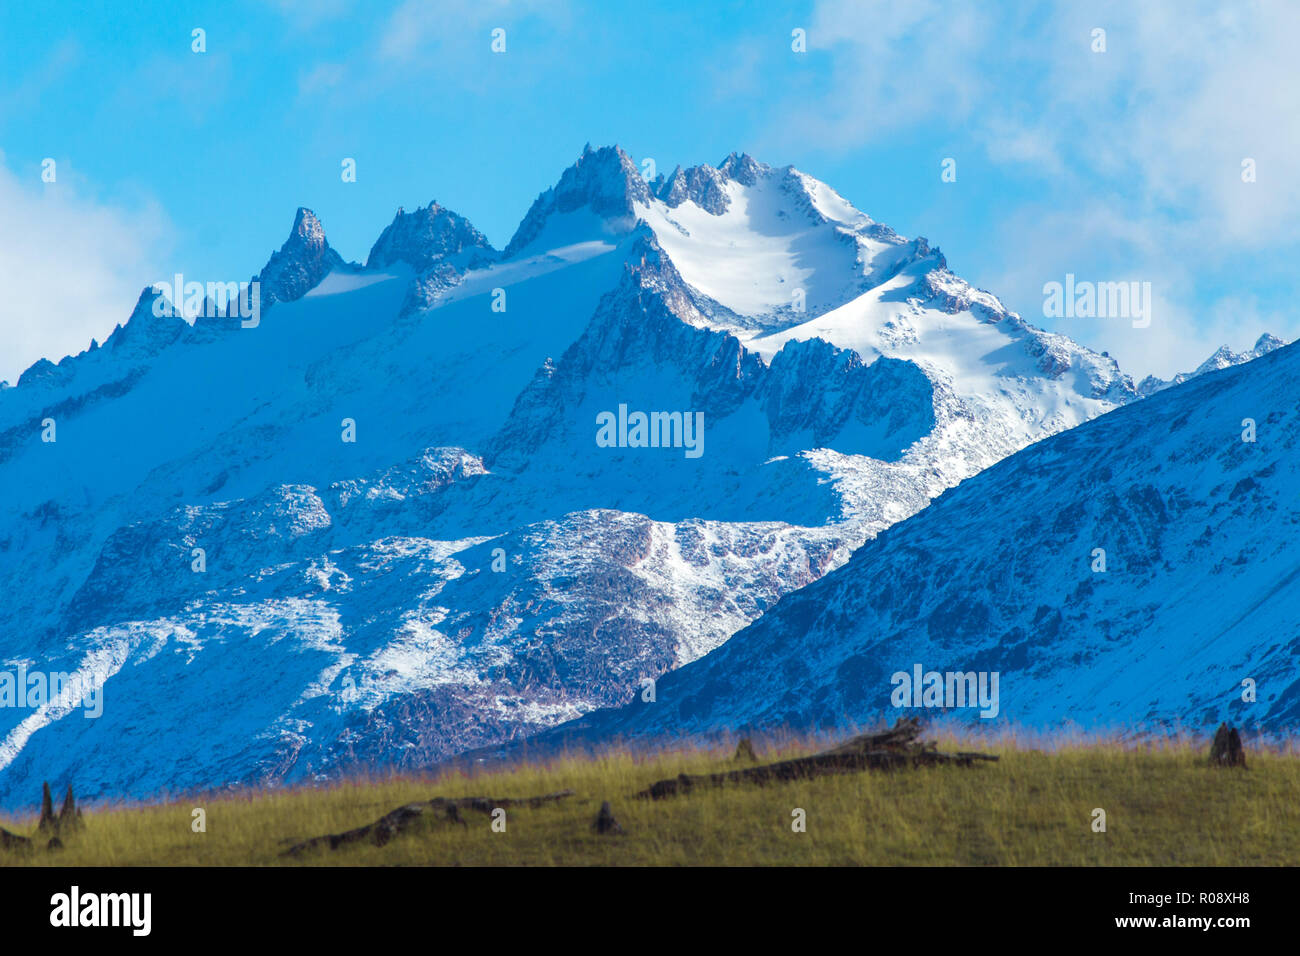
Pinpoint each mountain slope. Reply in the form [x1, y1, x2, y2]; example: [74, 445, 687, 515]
[569, 340, 1300, 741]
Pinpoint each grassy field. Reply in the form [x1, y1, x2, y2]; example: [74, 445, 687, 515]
[3, 732, 1298, 866]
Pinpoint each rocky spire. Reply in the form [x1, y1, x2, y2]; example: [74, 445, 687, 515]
[256, 207, 348, 305]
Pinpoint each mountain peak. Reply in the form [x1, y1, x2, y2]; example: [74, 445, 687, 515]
[1138, 332, 1288, 397]
[291, 207, 326, 244]
[15, 356, 70, 388]
[103, 284, 190, 359]
[654, 163, 728, 214]
[131, 283, 170, 315]
[717, 151, 766, 186]
[650, 153, 770, 214]
[1193, 335, 1286, 375]
[1254, 332, 1285, 354]
[502, 144, 650, 259]
[256, 206, 348, 305]
[366, 200, 496, 272]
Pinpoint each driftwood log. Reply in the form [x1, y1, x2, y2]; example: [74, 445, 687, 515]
[637, 717, 997, 800]
[283, 789, 576, 856]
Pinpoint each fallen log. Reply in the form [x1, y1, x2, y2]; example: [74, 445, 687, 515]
[814, 716, 926, 755]
[283, 789, 576, 856]
[0, 827, 31, 851]
[637, 718, 997, 800]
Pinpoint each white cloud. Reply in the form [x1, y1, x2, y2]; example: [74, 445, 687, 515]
[377, 0, 562, 63]
[297, 62, 345, 97]
[1026, 0, 1300, 245]
[272, 0, 355, 29]
[0, 156, 172, 385]
[795, 0, 1300, 230]
[288, 0, 572, 106]
[980, 199, 1294, 379]
[0, 38, 81, 117]
[780, 0, 1300, 378]
[795, 0, 988, 148]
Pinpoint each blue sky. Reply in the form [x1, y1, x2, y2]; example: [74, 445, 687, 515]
[3, 0, 1298, 383]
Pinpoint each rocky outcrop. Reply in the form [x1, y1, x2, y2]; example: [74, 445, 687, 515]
[366, 201, 496, 273]
[256, 207, 350, 306]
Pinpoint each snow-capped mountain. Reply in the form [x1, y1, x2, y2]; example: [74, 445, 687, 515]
[0, 144, 1240, 806]
[560, 337, 1300, 742]
[1137, 333, 1287, 397]
[491, 146, 1138, 534]
[257, 207, 354, 307]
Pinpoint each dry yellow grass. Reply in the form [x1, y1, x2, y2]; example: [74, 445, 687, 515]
[4, 732, 1297, 866]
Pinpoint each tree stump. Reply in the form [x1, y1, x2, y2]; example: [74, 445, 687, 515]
[1209, 724, 1246, 768]
[38, 782, 55, 831]
[59, 785, 83, 830]
[593, 801, 625, 835]
[733, 738, 758, 762]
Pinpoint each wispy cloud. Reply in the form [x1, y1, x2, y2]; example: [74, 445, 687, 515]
[794, 0, 990, 148]
[749, 0, 1300, 376]
[297, 62, 346, 97]
[288, 0, 575, 106]
[377, 0, 547, 63]
[0, 155, 172, 385]
[272, 0, 356, 29]
[0, 37, 81, 119]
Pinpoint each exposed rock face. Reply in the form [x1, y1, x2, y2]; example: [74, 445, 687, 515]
[504, 144, 651, 258]
[1138, 334, 1288, 397]
[16, 357, 72, 389]
[256, 207, 350, 306]
[487, 231, 936, 474]
[654, 152, 768, 214]
[103, 287, 190, 359]
[366, 201, 497, 273]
